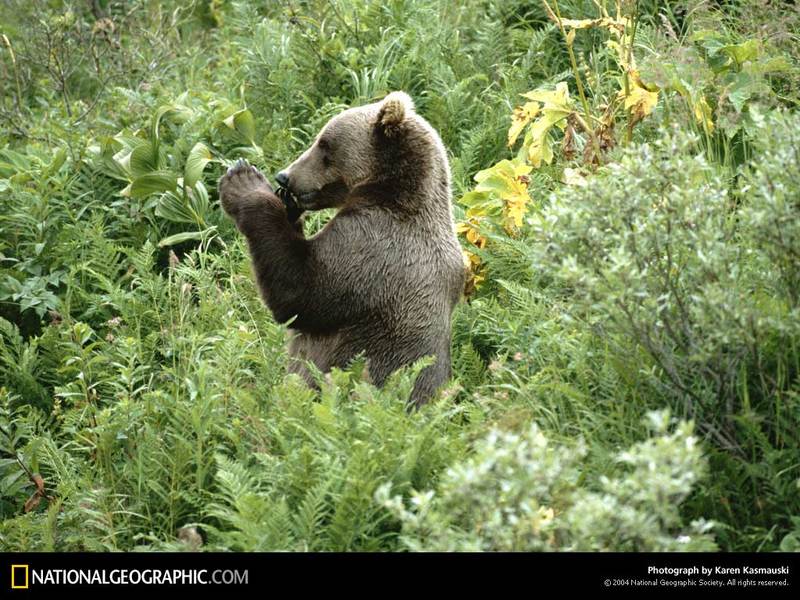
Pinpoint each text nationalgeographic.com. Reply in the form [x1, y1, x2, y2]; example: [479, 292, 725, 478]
[13, 567, 248, 587]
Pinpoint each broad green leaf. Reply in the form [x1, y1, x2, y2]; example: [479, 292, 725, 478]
[757, 56, 791, 75]
[691, 30, 726, 53]
[150, 104, 192, 146]
[158, 227, 217, 248]
[129, 142, 159, 177]
[728, 71, 756, 113]
[112, 132, 144, 151]
[697, 36, 726, 57]
[129, 171, 178, 199]
[187, 181, 210, 224]
[223, 109, 256, 144]
[156, 190, 196, 224]
[464, 198, 503, 218]
[151, 105, 176, 146]
[720, 39, 759, 67]
[113, 149, 133, 176]
[184, 142, 213, 188]
[475, 171, 512, 196]
[458, 190, 488, 208]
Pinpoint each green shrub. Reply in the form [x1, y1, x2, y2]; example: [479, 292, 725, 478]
[379, 411, 715, 551]
[528, 115, 800, 549]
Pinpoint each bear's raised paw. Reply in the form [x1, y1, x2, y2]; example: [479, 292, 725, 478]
[218, 158, 275, 217]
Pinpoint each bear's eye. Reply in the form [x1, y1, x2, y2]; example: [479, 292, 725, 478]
[318, 138, 333, 168]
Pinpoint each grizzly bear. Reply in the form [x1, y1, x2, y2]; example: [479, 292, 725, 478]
[219, 91, 465, 406]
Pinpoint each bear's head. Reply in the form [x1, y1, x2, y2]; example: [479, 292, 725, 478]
[276, 91, 443, 211]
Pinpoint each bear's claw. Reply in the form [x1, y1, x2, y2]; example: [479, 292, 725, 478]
[226, 157, 252, 176]
[219, 159, 274, 218]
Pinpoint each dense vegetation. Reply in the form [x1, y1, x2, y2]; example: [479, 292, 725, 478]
[1, 0, 799, 552]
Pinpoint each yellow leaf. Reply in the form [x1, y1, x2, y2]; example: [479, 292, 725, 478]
[618, 70, 659, 126]
[522, 82, 571, 109]
[508, 101, 541, 148]
[517, 83, 573, 167]
[504, 162, 532, 231]
[626, 86, 658, 121]
[512, 161, 533, 178]
[623, 84, 658, 123]
[526, 114, 562, 167]
[469, 159, 532, 233]
[461, 249, 485, 295]
[504, 192, 528, 230]
[469, 228, 486, 248]
[457, 219, 487, 249]
[669, 85, 714, 135]
[560, 17, 627, 33]
[693, 95, 715, 134]
[461, 250, 471, 269]
[566, 28, 576, 46]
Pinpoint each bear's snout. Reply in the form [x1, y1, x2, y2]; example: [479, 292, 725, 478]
[275, 168, 312, 201]
[275, 169, 316, 206]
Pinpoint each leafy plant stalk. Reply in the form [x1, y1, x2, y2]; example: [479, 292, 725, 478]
[544, 0, 602, 162]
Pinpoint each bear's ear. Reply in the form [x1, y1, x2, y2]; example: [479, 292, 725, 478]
[376, 91, 414, 138]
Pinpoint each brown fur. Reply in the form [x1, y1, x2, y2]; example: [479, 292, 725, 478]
[218, 92, 465, 406]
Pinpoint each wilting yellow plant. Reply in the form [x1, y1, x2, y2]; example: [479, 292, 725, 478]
[457, 80, 577, 288]
[457, 159, 533, 293]
[457, 84, 574, 292]
[544, 0, 660, 140]
[457, 0, 662, 295]
[512, 83, 574, 168]
[472, 160, 533, 230]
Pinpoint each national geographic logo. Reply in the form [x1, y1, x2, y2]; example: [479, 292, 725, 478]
[8, 565, 248, 588]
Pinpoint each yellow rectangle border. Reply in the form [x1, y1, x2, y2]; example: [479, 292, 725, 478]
[11, 564, 29, 589]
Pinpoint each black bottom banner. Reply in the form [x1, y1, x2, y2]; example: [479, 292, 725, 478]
[1, 552, 797, 595]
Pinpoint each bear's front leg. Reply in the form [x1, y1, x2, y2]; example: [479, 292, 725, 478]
[219, 160, 317, 329]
